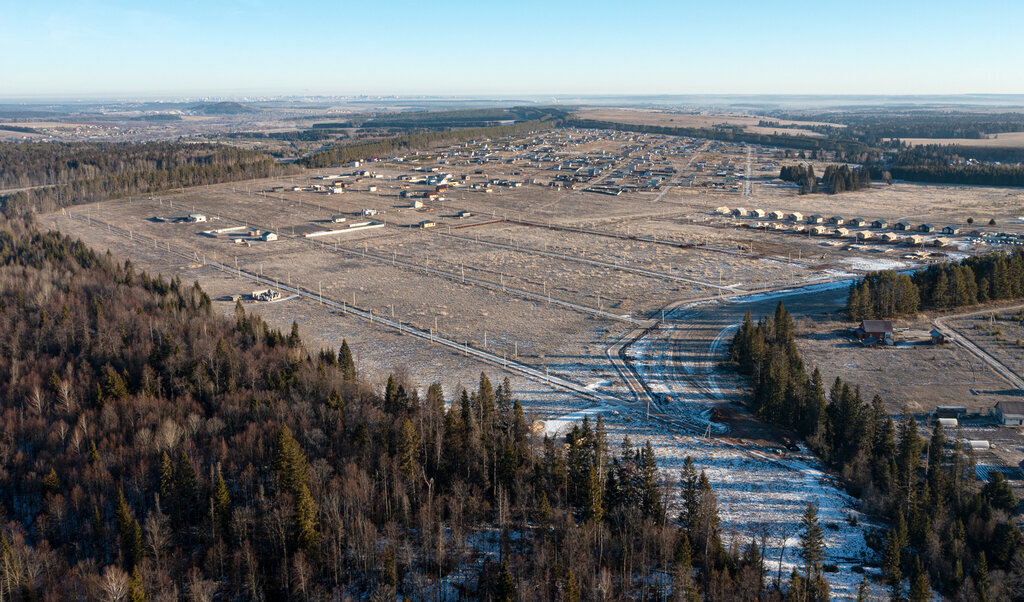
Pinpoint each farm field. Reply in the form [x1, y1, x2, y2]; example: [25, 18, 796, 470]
[898, 131, 1024, 148]
[575, 107, 838, 137]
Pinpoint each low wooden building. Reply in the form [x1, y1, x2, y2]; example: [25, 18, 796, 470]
[995, 400, 1024, 426]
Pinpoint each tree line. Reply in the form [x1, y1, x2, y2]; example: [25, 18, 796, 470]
[730, 302, 1023, 600]
[847, 250, 1024, 319]
[779, 163, 871, 194]
[0, 223, 831, 599]
[0, 142, 292, 218]
[763, 110, 1024, 146]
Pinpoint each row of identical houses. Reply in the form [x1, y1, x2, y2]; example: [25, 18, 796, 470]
[718, 207, 962, 235]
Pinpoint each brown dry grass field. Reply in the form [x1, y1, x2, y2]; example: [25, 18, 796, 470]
[897, 132, 1024, 148]
[794, 313, 1012, 414]
[43, 128, 1024, 422]
[575, 107, 838, 137]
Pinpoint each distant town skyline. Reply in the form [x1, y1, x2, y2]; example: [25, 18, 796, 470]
[2, 0, 1021, 98]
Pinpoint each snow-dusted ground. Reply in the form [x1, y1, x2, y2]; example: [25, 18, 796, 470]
[838, 256, 911, 272]
[544, 282, 886, 599]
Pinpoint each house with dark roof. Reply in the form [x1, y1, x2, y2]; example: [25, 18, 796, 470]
[855, 320, 894, 343]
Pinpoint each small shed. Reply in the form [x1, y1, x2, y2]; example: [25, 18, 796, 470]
[871, 219, 888, 229]
[331, 215, 347, 223]
[930, 329, 949, 344]
[995, 400, 1024, 426]
[882, 232, 900, 242]
[716, 206, 731, 215]
[937, 417, 959, 428]
[751, 208, 767, 218]
[942, 225, 961, 235]
[262, 231, 278, 242]
[906, 234, 924, 245]
[920, 223, 937, 233]
[807, 214, 825, 224]
[789, 212, 804, 222]
[851, 217, 869, 227]
[895, 221, 912, 231]
[856, 230, 874, 240]
[810, 225, 829, 235]
[829, 216, 845, 225]
[769, 210, 786, 220]
[834, 227, 850, 237]
[188, 213, 207, 223]
[732, 207, 748, 217]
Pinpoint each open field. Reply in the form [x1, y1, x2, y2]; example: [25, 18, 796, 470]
[794, 313, 1013, 413]
[575, 107, 839, 136]
[897, 131, 1024, 148]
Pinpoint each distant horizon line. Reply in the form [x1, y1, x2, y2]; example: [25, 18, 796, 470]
[4, 92, 1024, 104]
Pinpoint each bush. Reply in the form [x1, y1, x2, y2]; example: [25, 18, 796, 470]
[990, 218, 998, 225]
[967, 217, 975, 224]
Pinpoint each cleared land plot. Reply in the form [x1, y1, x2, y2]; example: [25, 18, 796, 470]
[53, 214, 585, 418]
[575, 107, 839, 136]
[897, 132, 1024, 148]
[947, 306, 1024, 390]
[794, 314, 1011, 413]
[48, 203, 634, 387]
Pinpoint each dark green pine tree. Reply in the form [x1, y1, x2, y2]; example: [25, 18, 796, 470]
[212, 469, 232, 536]
[908, 556, 930, 602]
[799, 501, 825, 587]
[397, 417, 421, 480]
[273, 425, 320, 551]
[338, 339, 356, 380]
[128, 566, 146, 602]
[496, 560, 516, 602]
[158, 451, 174, 507]
[175, 450, 199, 520]
[115, 489, 143, 569]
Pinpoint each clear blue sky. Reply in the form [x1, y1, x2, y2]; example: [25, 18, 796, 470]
[1, 0, 1021, 99]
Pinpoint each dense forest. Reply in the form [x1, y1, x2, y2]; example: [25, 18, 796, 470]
[0, 142, 290, 218]
[820, 164, 871, 194]
[764, 111, 1024, 145]
[298, 119, 558, 168]
[730, 303, 1024, 600]
[0, 225, 841, 599]
[847, 250, 1024, 319]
